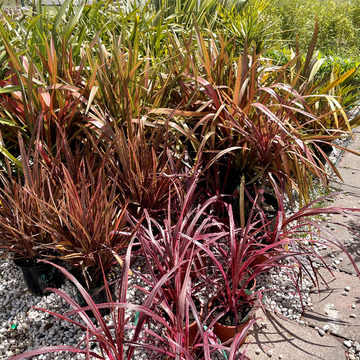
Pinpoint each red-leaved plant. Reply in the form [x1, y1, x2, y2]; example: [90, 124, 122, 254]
[130, 177, 229, 358]
[8, 240, 176, 360]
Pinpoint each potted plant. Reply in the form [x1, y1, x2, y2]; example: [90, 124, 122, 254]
[208, 192, 360, 346]
[131, 179, 229, 356]
[0, 143, 64, 295]
[205, 204, 270, 345]
[135, 215, 204, 349]
[96, 117, 186, 222]
[35, 158, 133, 308]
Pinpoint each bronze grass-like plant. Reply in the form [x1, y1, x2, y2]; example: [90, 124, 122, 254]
[0, 20, 93, 167]
[131, 181, 221, 355]
[95, 117, 187, 221]
[0, 134, 60, 262]
[203, 188, 360, 344]
[36, 158, 131, 288]
[204, 203, 266, 338]
[81, 19, 185, 129]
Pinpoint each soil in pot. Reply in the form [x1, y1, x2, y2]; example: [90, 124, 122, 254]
[249, 249, 276, 269]
[14, 258, 64, 296]
[210, 298, 252, 344]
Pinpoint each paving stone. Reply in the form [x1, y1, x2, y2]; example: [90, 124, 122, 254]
[302, 269, 360, 343]
[338, 143, 360, 170]
[331, 166, 360, 196]
[331, 127, 360, 159]
[346, 126, 360, 147]
[329, 129, 360, 195]
[337, 131, 360, 169]
[314, 186, 360, 275]
[239, 309, 345, 360]
[316, 221, 360, 275]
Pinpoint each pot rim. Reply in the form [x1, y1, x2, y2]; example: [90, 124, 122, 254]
[13, 257, 50, 269]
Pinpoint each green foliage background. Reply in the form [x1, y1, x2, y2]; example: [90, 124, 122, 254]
[260, 0, 360, 59]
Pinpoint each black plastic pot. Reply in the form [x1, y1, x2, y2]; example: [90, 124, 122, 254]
[14, 258, 64, 296]
[75, 283, 116, 318]
[314, 142, 333, 165]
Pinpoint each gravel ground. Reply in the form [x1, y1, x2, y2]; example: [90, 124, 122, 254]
[0, 257, 87, 360]
[1, 240, 359, 359]
[0, 252, 315, 360]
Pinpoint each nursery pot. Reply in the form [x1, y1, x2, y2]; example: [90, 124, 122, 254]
[14, 258, 64, 296]
[249, 251, 275, 269]
[213, 315, 251, 345]
[187, 297, 204, 345]
[208, 297, 253, 345]
[75, 282, 116, 318]
[209, 279, 256, 345]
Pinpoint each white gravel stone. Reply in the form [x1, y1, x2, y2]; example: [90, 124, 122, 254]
[267, 349, 274, 357]
[344, 340, 352, 348]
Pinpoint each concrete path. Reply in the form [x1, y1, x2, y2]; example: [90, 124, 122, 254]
[302, 269, 360, 342]
[240, 130, 360, 359]
[317, 129, 360, 277]
[241, 308, 346, 360]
